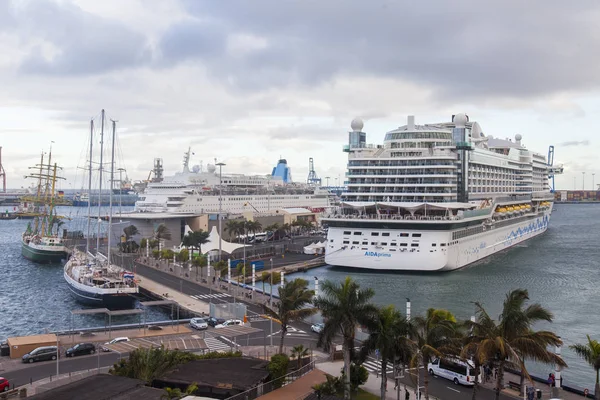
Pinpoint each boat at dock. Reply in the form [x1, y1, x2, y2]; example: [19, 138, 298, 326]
[64, 110, 138, 308]
[322, 114, 562, 271]
[21, 149, 67, 263]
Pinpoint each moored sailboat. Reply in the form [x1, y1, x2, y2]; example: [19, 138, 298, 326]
[21, 149, 67, 263]
[64, 110, 138, 309]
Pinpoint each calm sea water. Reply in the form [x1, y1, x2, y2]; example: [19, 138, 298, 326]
[286, 204, 600, 390]
[0, 206, 170, 340]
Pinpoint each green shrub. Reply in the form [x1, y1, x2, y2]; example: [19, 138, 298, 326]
[267, 353, 290, 389]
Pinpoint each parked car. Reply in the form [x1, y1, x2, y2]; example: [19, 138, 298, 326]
[22, 346, 58, 363]
[66, 343, 96, 357]
[215, 319, 243, 329]
[311, 323, 324, 334]
[190, 317, 208, 330]
[0, 377, 9, 392]
[206, 317, 226, 327]
[102, 337, 130, 352]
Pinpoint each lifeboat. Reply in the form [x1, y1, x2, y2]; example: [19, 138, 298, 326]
[498, 207, 507, 213]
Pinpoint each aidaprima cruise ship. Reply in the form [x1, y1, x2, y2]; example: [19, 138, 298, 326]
[322, 113, 562, 271]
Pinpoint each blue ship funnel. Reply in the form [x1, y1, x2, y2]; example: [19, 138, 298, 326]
[271, 159, 292, 183]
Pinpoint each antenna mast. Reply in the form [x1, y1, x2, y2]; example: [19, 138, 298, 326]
[0, 147, 6, 192]
[96, 109, 105, 255]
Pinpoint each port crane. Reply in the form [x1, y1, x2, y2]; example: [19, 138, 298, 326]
[547, 145, 564, 192]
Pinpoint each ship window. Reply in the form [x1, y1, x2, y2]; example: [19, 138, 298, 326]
[381, 242, 388, 246]
[441, 243, 446, 247]
[390, 243, 397, 246]
[371, 232, 379, 236]
[412, 233, 422, 237]
[362, 241, 368, 245]
[400, 243, 408, 247]
[382, 232, 390, 237]
[371, 242, 377, 245]
[343, 231, 351, 235]
[411, 243, 419, 247]
[330, 239, 334, 242]
[352, 241, 359, 245]
[432, 243, 437, 247]
[361, 247, 368, 250]
[353, 232, 362, 235]
[400, 233, 409, 237]
[343, 241, 349, 244]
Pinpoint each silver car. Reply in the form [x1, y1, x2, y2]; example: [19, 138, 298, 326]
[311, 323, 324, 333]
[190, 317, 208, 330]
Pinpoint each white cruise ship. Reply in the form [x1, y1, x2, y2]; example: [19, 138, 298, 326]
[322, 114, 561, 272]
[135, 152, 330, 214]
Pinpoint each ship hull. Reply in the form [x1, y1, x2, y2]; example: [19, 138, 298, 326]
[64, 270, 137, 309]
[21, 241, 66, 264]
[63, 268, 137, 309]
[324, 209, 551, 272]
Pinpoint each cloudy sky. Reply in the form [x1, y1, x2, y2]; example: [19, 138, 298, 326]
[1, 0, 599, 191]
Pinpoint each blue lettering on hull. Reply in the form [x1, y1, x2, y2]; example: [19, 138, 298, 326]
[364, 251, 392, 258]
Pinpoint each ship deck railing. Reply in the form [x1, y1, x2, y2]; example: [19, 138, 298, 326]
[322, 213, 463, 221]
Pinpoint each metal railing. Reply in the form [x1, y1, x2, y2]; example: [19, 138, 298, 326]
[225, 360, 316, 400]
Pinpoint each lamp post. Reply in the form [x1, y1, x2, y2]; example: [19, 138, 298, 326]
[593, 173, 596, 191]
[325, 176, 330, 187]
[216, 162, 226, 262]
[582, 171, 586, 190]
[269, 258, 273, 347]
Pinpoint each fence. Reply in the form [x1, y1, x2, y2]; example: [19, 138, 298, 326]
[225, 360, 316, 400]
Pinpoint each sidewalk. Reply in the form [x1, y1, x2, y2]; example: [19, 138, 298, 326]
[479, 369, 590, 400]
[317, 361, 433, 400]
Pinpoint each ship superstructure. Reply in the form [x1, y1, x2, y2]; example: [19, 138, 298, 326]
[322, 114, 559, 271]
[134, 150, 330, 213]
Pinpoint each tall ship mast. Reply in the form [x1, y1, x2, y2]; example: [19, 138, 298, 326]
[322, 114, 562, 272]
[64, 110, 138, 309]
[21, 146, 67, 263]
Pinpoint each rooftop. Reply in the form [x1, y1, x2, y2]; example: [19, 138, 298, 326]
[28, 374, 164, 400]
[155, 357, 269, 391]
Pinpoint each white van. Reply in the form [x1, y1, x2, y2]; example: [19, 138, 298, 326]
[427, 357, 477, 386]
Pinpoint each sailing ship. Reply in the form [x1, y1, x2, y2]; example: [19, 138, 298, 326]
[63, 110, 138, 308]
[21, 149, 67, 263]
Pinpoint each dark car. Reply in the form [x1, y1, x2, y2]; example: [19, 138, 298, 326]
[206, 317, 226, 327]
[22, 346, 58, 363]
[0, 377, 9, 392]
[66, 343, 96, 357]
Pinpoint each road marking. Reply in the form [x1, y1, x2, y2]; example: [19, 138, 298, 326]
[446, 386, 460, 393]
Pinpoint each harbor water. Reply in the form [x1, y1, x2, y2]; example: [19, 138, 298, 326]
[0, 204, 597, 389]
[0, 206, 170, 340]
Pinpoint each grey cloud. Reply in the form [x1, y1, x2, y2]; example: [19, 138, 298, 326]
[159, 19, 226, 64]
[8, 0, 151, 75]
[162, 0, 600, 100]
[559, 140, 591, 147]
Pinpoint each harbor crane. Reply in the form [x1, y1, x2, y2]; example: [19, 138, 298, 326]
[547, 145, 564, 192]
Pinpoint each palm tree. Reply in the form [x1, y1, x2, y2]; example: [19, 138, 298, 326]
[313, 277, 378, 400]
[123, 225, 139, 241]
[265, 223, 280, 241]
[260, 271, 281, 296]
[291, 344, 310, 369]
[263, 278, 317, 354]
[247, 220, 263, 237]
[154, 223, 172, 251]
[225, 220, 243, 242]
[466, 289, 566, 400]
[361, 305, 414, 400]
[183, 230, 210, 258]
[570, 335, 600, 400]
[411, 308, 459, 400]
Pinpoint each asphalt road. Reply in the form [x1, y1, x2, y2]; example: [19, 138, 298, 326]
[2, 352, 121, 388]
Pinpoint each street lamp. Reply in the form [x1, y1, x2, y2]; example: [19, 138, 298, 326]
[216, 162, 226, 261]
[325, 176, 330, 187]
[582, 171, 585, 190]
[593, 173, 596, 191]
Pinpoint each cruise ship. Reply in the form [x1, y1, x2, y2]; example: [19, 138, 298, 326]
[322, 114, 561, 271]
[134, 151, 330, 214]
